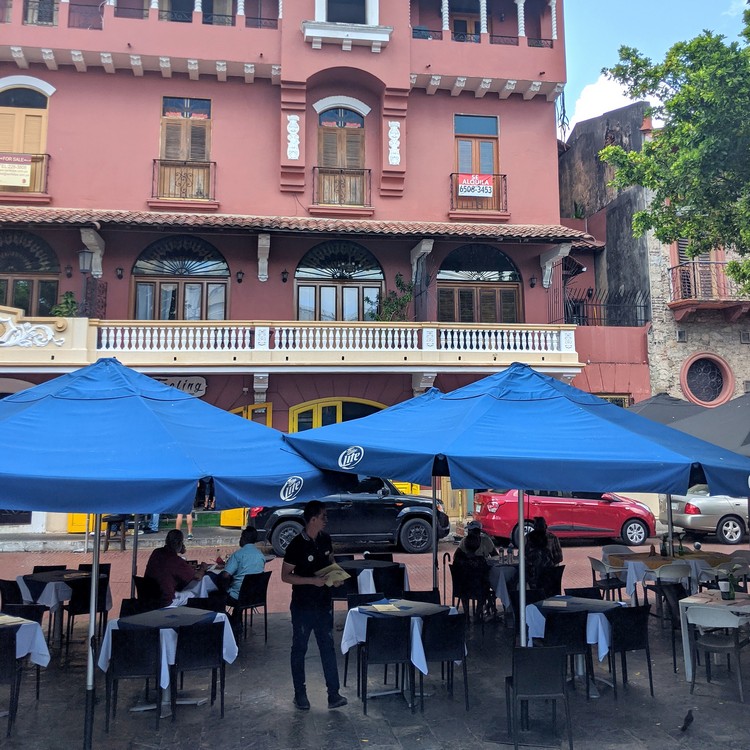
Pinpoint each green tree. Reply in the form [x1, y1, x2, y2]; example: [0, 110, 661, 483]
[599, 12, 750, 282]
[368, 273, 413, 322]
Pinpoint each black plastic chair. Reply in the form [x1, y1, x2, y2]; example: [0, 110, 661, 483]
[419, 613, 468, 712]
[133, 576, 162, 612]
[402, 589, 441, 604]
[661, 582, 689, 673]
[105, 628, 161, 731]
[171, 621, 226, 720]
[448, 563, 489, 631]
[1, 579, 52, 642]
[539, 565, 565, 597]
[363, 552, 394, 562]
[605, 604, 653, 699]
[371, 564, 405, 600]
[230, 571, 271, 641]
[507, 588, 546, 639]
[31, 566, 66, 574]
[564, 587, 603, 600]
[77, 563, 112, 577]
[186, 592, 228, 613]
[360, 616, 414, 715]
[1, 604, 45, 700]
[0, 629, 23, 738]
[343, 592, 386, 692]
[64, 574, 110, 655]
[505, 646, 573, 750]
[118, 598, 146, 618]
[333, 554, 355, 562]
[541, 609, 593, 700]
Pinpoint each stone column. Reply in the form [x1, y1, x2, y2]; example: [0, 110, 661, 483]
[479, 0, 487, 34]
[441, 0, 449, 31]
[549, 0, 557, 40]
[515, 0, 525, 37]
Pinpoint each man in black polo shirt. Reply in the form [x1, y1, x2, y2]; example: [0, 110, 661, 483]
[281, 499, 347, 711]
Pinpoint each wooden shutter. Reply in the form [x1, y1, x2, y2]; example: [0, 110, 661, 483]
[161, 118, 209, 161]
[162, 119, 185, 160]
[500, 289, 518, 322]
[437, 288, 456, 322]
[0, 112, 15, 151]
[343, 129, 364, 168]
[458, 289, 474, 322]
[479, 289, 497, 323]
[188, 120, 208, 160]
[318, 129, 340, 167]
[21, 113, 45, 153]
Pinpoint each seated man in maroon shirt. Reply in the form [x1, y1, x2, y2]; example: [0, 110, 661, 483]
[144, 529, 207, 607]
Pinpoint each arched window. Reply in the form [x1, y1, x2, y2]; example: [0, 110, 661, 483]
[436, 244, 521, 323]
[0, 230, 59, 316]
[0, 86, 49, 193]
[132, 235, 229, 320]
[316, 107, 366, 206]
[295, 240, 383, 321]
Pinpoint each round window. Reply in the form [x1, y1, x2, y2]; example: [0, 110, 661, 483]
[681, 353, 734, 406]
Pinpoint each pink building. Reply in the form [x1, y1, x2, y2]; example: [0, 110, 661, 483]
[0, 0, 652, 525]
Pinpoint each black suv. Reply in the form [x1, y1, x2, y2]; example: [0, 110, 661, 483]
[249, 476, 451, 556]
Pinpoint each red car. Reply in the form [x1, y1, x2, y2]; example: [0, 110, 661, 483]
[473, 489, 656, 546]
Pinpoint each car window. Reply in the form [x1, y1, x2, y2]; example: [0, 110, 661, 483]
[570, 492, 605, 501]
[688, 484, 710, 496]
[352, 476, 384, 494]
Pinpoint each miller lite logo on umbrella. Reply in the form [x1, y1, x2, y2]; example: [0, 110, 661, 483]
[338, 446, 364, 469]
[280, 475, 304, 501]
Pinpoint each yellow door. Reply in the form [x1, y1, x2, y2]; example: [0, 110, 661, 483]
[67, 513, 95, 533]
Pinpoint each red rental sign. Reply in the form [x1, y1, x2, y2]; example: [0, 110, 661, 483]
[457, 173, 493, 197]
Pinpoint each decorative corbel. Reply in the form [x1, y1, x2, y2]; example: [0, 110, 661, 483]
[539, 243, 571, 288]
[80, 227, 105, 279]
[412, 372, 437, 396]
[253, 373, 269, 404]
[257, 233, 270, 282]
[410, 239, 433, 285]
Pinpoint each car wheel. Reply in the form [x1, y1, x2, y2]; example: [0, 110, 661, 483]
[621, 519, 648, 546]
[511, 521, 536, 547]
[716, 515, 745, 545]
[270, 520, 303, 556]
[399, 518, 432, 554]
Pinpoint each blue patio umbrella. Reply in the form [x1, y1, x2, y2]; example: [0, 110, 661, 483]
[0, 358, 340, 749]
[287, 363, 750, 644]
[0, 358, 338, 512]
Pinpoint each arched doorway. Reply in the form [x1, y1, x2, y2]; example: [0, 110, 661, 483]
[0, 230, 60, 316]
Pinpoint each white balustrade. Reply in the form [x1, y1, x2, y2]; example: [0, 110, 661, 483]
[98, 324, 254, 351]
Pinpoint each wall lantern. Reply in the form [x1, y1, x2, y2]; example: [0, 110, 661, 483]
[115, 267, 124, 280]
[65, 265, 73, 278]
[281, 269, 289, 284]
[236, 270, 245, 284]
[528, 275, 537, 288]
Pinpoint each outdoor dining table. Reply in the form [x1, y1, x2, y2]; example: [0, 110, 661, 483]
[340, 598, 452, 675]
[487, 561, 518, 610]
[526, 595, 625, 662]
[98, 606, 238, 691]
[677, 590, 750, 682]
[0, 613, 50, 666]
[337, 559, 410, 595]
[169, 573, 219, 607]
[17, 569, 112, 647]
[609, 551, 732, 597]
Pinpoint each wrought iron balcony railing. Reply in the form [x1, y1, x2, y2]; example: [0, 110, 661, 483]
[158, 7, 191, 22]
[564, 288, 650, 327]
[451, 31, 480, 43]
[0, 154, 50, 193]
[450, 173, 508, 212]
[411, 27, 443, 40]
[527, 38, 553, 48]
[669, 261, 750, 303]
[23, 0, 57, 25]
[203, 11, 233, 25]
[244, 15, 277, 28]
[489, 34, 519, 45]
[312, 167, 372, 207]
[114, 3, 147, 18]
[152, 159, 216, 201]
[68, 2, 103, 28]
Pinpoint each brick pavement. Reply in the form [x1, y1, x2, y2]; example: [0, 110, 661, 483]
[2, 535, 749, 750]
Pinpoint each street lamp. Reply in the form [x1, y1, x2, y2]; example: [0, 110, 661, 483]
[77, 249, 94, 316]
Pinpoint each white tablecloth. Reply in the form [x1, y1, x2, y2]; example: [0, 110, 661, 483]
[624, 559, 708, 596]
[98, 611, 237, 689]
[526, 600, 626, 662]
[170, 575, 219, 607]
[487, 563, 517, 609]
[341, 605, 459, 675]
[677, 590, 750, 682]
[0, 617, 50, 667]
[17, 575, 113, 611]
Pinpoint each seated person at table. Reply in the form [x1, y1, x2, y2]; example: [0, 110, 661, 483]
[458, 520, 498, 560]
[144, 529, 207, 607]
[533, 516, 563, 565]
[454, 532, 494, 617]
[222, 526, 266, 628]
[525, 527, 555, 590]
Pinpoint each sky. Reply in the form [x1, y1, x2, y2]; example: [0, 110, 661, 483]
[562, 0, 747, 136]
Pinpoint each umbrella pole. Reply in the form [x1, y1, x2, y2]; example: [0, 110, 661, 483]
[517, 489, 527, 647]
[83, 513, 101, 750]
[666, 493, 674, 556]
[432, 477, 438, 591]
[131, 514, 140, 598]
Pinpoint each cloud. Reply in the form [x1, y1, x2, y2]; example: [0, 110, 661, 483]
[563, 74, 636, 134]
[722, 0, 746, 17]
